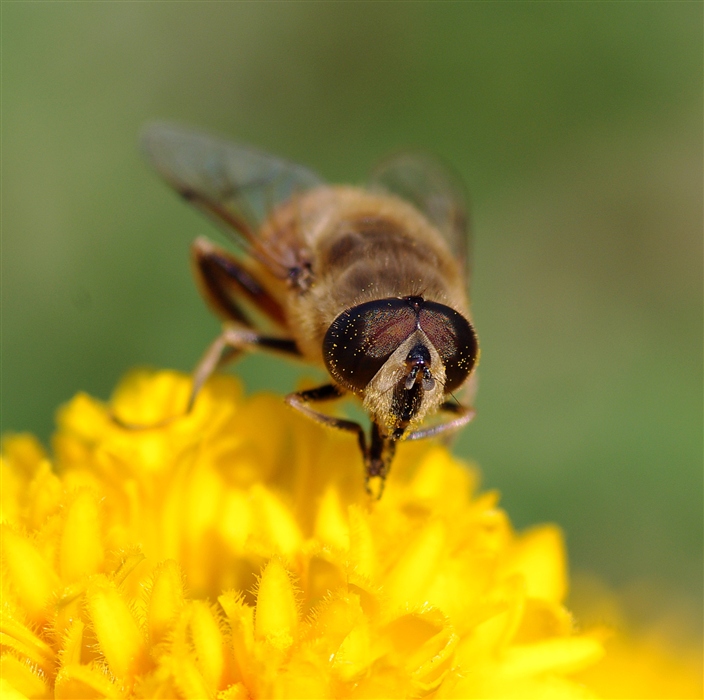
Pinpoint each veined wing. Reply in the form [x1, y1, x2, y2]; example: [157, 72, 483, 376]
[141, 122, 324, 277]
[368, 152, 470, 277]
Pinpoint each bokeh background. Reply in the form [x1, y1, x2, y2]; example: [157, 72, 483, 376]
[3, 2, 701, 649]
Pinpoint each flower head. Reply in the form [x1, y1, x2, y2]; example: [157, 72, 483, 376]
[0, 369, 632, 698]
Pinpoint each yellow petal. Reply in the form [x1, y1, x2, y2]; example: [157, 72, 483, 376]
[219, 591, 255, 690]
[110, 369, 192, 427]
[54, 663, 123, 699]
[314, 485, 349, 551]
[188, 601, 226, 692]
[1, 525, 59, 624]
[132, 661, 179, 699]
[458, 577, 526, 662]
[385, 519, 446, 607]
[311, 591, 365, 658]
[254, 559, 298, 650]
[0, 677, 31, 700]
[0, 435, 50, 527]
[170, 656, 213, 700]
[409, 446, 475, 505]
[56, 392, 110, 444]
[59, 490, 104, 582]
[184, 463, 222, 544]
[250, 486, 302, 557]
[348, 661, 414, 700]
[0, 653, 50, 698]
[0, 433, 46, 477]
[0, 456, 23, 525]
[501, 636, 605, 679]
[272, 656, 330, 699]
[385, 610, 458, 689]
[220, 490, 252, 550]
[85, 576, 149, 680]
[25, 461, 63, 532]
[501, 525, 568, 603]
[306, 552, 346, 608]
[147, 559, 185, 647]
[60, 619, 85, 666]
[0, 607, 55, 673]
[333, 619, 373, 681]
[348, 505, 376, 580]
[512, 598, 574, 644]
[110, 548, 146, 587]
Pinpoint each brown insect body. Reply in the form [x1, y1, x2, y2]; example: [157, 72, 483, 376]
[260, 187, 467, 354]
[255, 186, 470, 438]
[141, 124, 479, 496]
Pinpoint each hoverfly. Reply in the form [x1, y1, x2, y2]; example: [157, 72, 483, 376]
[141, 124, 479, 496]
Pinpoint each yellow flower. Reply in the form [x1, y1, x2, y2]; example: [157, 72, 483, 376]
[0, 369, 628, 698]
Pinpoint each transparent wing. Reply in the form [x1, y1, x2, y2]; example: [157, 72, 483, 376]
[368, 152, 470, 276]
[141, 122, 324, 275]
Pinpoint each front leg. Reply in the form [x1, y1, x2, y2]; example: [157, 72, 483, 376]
[286, 385, 392, 498]
[285, 384, 367, 459]
[366, 421, 396, 499]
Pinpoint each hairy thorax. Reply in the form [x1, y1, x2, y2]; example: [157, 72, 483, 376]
[259, 186, 467, 365]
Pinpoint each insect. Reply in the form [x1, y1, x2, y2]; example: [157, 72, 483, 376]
[141, 123, 479, 496]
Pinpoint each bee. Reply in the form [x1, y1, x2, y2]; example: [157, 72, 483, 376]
[141, 123, 479, 496]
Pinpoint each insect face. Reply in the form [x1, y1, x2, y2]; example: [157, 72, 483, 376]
[323, 295, 478, 438]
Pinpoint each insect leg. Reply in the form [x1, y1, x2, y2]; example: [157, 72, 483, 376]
[366, 422, 396, 499]
[404, 402, 476, 441]
[183, 191, 291, 278]
[192, 237, 288, 328]
[112, 329, 300, 430]
[286, 385, 368, 460]
[187, 327, 300, 413]
[286, 387, 395, 499]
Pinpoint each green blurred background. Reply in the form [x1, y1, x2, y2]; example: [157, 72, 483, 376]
[3, 3, 701, 637]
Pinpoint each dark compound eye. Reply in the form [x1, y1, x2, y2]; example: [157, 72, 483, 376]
[323, 297, 478, 395]
[417, 301, 478, 392]
[323, 298, 417, 393]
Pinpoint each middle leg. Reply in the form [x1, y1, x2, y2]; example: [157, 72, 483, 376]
[187, 327, 301, 413]
[404, 401, 476, 441]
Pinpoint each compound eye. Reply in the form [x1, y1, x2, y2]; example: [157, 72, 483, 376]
[323, 298, 417, 393]
[418, 302, 478, 392]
